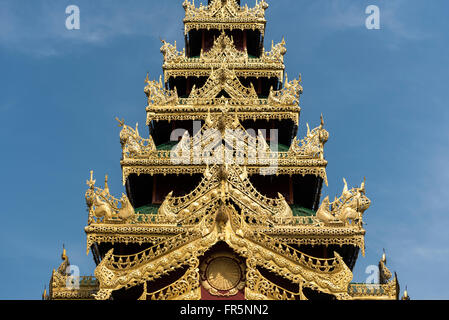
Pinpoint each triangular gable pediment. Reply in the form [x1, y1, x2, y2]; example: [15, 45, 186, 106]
[188, 65, 258, 100]
[172, 112, 272, 163]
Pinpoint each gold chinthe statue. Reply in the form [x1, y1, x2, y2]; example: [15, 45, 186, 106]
[44, 0, 407, 300]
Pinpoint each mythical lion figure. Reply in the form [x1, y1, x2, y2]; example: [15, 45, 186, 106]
[316, 178, 370, 228]
[85, 172, 135, 223]
[116, 118, 156, 158]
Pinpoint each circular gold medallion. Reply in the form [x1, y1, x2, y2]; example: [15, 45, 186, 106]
[206, 257, 242, 291]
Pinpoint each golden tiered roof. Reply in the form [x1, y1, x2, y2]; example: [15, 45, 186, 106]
[162, 32, 286, 80]
[44, 248, 98, 300]
[121, 111, 327, 184]
[46, 0, 404, 301]
[89, 164, 364, 299]
[146, 63, 301, 124]
[182, 0, 269, 35]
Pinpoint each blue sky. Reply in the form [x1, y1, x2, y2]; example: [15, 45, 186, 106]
[0, 0, 448, 300]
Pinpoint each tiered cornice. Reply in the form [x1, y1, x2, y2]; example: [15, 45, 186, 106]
[84, 164, 368, 260]
[120, 113, 328, 184]
[183, 0, 269, 35]
[145, 64, 302, 124]
[45, 249, 98, 300]
[161, 33, 286, 80]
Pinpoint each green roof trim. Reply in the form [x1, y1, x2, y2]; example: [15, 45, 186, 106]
[291, 205, 316, 217]
[271, 143, 290, 152]
[135, 204, 160, 215]
[156, 141, 179, 151]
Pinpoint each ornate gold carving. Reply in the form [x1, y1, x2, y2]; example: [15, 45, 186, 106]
[162, 33, 285, 81]
[46, 0, 403, 301]
[139, 258, 201, 300]
[144, 74, 178, 106]
[146, 63, 302, 124]
[122, 113, 327, 184]
[91, 164, 361, 299]
[48, 248, 99, 300]
[245, 268, 306, 300]
[316, 177, 370, 229]
[200, 251, 245, 297]
[117, 118, 156, 158]
[85, 171, 135, 224]
[182, 0, 268, 35]
[290, 114, 328, 159]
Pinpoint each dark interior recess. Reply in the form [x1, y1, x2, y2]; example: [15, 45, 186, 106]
[239, 77, 281, 96]
[241, 119, 296, 147]
[126, 174, 203, 208]
[149, 120, 205, 147]
[292, 175, 323, 211]
[187, 28, 262, 58]
[111, 284, 144, 300]
[302, 287, 336, 300]
[249, 175, 293, 204]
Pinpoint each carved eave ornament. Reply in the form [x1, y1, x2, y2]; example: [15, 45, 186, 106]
[122, 113, 328, 185]
[48, 248, 99, 300]
[93, 185, 355, 300]
[161, 33, 286, 80]
[183, 0, 268, 35]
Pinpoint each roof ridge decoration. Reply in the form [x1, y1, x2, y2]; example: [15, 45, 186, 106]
[48, 249, 98, 300]
[290, 114, 329, 159]
[202, 32, 247, 61]
[156, 164, 292, 225]
[316, 178, 371, 232]
[85, 171, 136, 225]
[189, 63, 259, 100]
[144, 73, 178, 106]
[171, 110, 273, 165]
[146, 63, 301, 107]
[268, 72, 303, 106]
[116, 118, 156, 158]
[348, 253, 398, 300]
[92, 166, 356, 299]
[182, 0, 269, 35]
[120, 114, 328, 184]
[161, 33, 286, 80]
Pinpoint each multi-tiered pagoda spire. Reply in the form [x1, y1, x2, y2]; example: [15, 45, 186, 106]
[46, 0, 404, 300]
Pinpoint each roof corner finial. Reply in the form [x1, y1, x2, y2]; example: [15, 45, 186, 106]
[61, 244, 67, 261]
[42, 286, 47, 300]
[320, 113, 324, 128]
[402, 286, 410, 300]
[382, 248, 387, 263]
[115, 117, 125, 127]
[87, 170, 96, 188]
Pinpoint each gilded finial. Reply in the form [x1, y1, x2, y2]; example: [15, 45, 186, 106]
[61, 244, 67, 261]
[87, 170, 96, 188]
[144, 72, 149, 84]
[115, 117, 125, 127]
[360, 177, 366, 194]
[402, 286, 410, 300]
[42, 286, 47, 300]
[101, 174, 110, 197]
[381, 248, 386, 263]
[320, 113, 324, 127]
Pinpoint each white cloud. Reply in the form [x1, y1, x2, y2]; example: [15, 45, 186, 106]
[0, 1, 184, 57]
